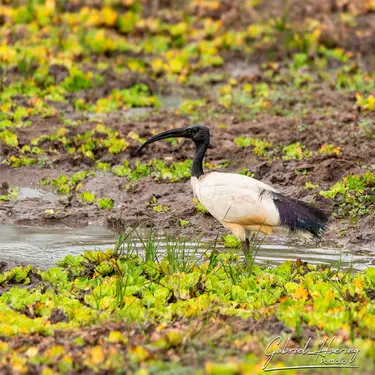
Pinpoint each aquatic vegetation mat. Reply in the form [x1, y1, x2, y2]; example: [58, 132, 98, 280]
[0, 245, 374, 374]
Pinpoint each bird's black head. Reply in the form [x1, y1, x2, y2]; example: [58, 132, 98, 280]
[184, 124, 210, 143]
[136, 124, 210, 154]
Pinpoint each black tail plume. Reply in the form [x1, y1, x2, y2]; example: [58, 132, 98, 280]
[272, 193, 328, 237]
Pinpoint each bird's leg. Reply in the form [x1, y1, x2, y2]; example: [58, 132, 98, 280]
[242, 232, 258, 266]
[242, 238, 250, 255]
[242, 237, 252, 265]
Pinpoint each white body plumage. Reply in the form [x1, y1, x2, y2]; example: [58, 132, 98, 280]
[191, 172, 281, 241]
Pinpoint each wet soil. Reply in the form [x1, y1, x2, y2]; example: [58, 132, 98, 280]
[1, 0, 375, 253]
[1, 94, 374, 250]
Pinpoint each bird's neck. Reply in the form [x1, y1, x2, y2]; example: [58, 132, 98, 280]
[191, 141, 208, 178]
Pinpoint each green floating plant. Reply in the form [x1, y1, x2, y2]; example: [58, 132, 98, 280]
[81, 191, 96, 203]
[0, 130, 18, 147]
[222, 234, 241, 248]
[0, 188, 17, 202]
[234, 136, 272, 157]
[0, 247, 372, 338]
[97, 198, 114, 210]
[282, 142, 313, 160]
[41, 170, 95, 196]
[320, 171, 375, 219]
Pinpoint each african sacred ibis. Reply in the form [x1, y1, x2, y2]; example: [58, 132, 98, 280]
[137, 125, 328, 254]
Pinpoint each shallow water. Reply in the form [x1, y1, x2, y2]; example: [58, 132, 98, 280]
[17, 187, 58, 202]
[0, 224, 373, 271]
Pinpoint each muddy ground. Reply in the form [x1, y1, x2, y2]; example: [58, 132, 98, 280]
[0, 94, 374, 250]
[1, 0, 375, 253]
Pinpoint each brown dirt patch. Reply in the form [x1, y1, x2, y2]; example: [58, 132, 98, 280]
[1, 98, 375, 249]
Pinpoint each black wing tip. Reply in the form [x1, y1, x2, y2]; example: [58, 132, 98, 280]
[272, 192, 329, 238]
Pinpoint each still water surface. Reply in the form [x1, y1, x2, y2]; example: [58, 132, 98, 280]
[0, 224, 373, 271]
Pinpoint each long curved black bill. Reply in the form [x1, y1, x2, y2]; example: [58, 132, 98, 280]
[136, 127, 189, 155]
